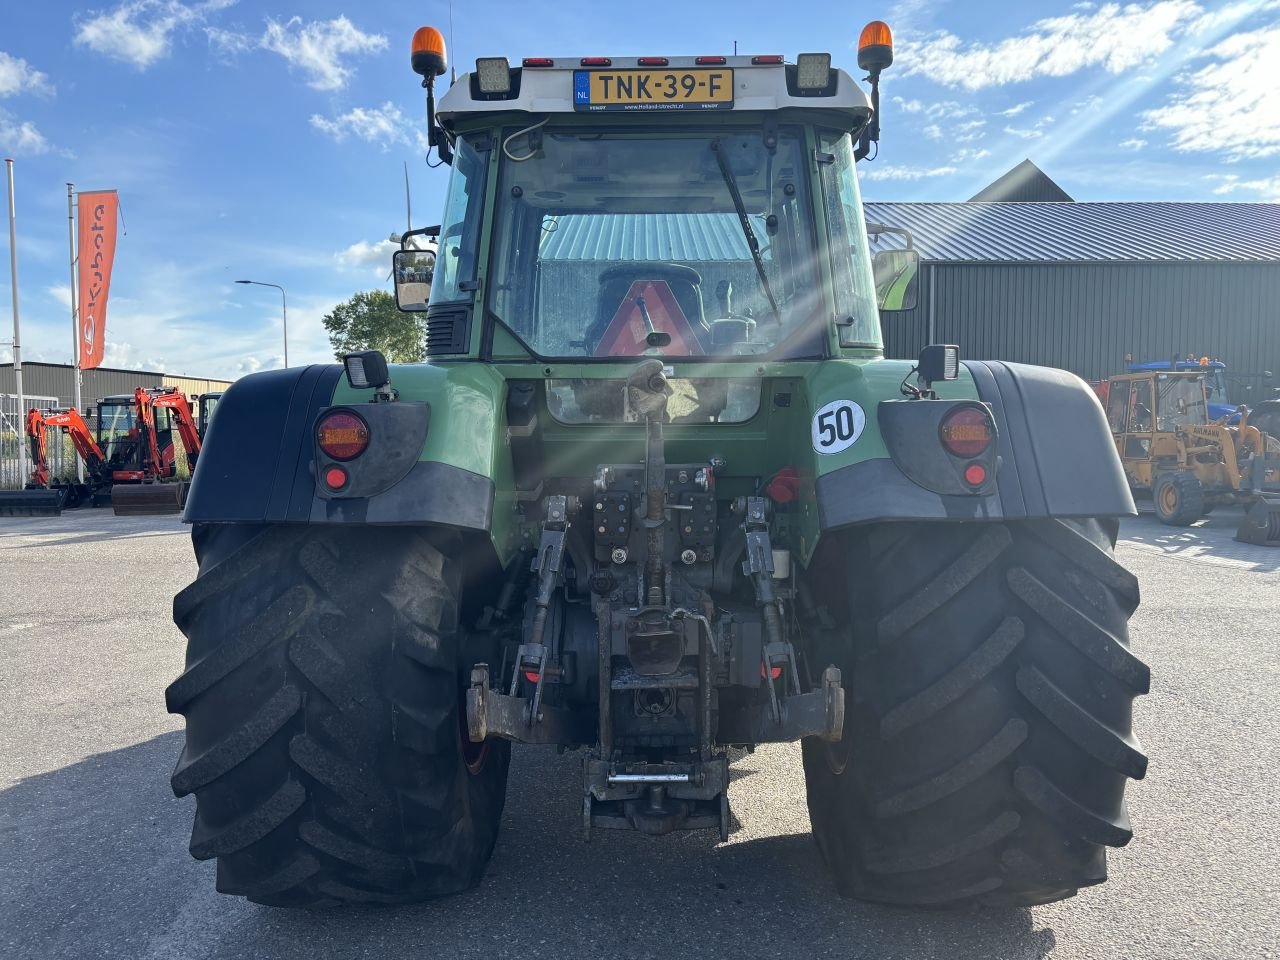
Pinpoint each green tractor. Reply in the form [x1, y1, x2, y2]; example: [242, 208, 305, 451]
[168, 22, 1148, 910]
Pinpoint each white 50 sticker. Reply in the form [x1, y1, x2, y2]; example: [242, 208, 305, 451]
[812, 399, 865, 454]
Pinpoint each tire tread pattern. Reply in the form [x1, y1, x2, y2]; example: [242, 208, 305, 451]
[803, 518, 1148, 909]
[167, 525, 510, 907]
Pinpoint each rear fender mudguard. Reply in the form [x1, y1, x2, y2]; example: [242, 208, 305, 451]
[815, 361, 1135, 531]
[182, 364, 496, 531]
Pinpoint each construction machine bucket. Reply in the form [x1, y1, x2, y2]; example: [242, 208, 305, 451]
[0, 487, 68, 517]
[1235, 497, 1280, 546]
[110, 481, 187, 516]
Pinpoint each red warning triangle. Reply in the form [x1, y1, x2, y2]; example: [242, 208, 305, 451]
[594, 280, 704, 357]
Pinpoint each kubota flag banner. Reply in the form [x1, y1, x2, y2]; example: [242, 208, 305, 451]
[76, 190, 119, 371]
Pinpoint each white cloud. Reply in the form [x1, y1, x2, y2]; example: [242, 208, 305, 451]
[260, 16, 386, 91]
[205, 25, 253, 57]
[0, 51, 53, 97]
[0, 110, 50, 155]
[1143, 24, 1280, 160]
[73, 0, 235, 70]
[891, 96, 924, 113]
[336, 239, 396, 275]
[861, 164, 959, 181]
[998, 101, 1034, 117]
[310, 102, 408, 149]
[898, 1, 1202, 89]
[1004, 125, 1044, 140]
[952, 147, 993, 163]
[1209, 173, 1280, 200]
[1119, 137, 1148, 149]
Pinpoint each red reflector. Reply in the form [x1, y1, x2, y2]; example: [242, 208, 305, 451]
[580, 57, 612, 66]
[940, 407, 993, 458]
[695, 56, 728, 65]
[964, 463, 988, 486]
[637, 56, 669, 66]
[761, 662, 783, 680]
[522, 57, 554, 67]
[523, 670, 540, 684]
[324, 466, 348, 489]
[316, 410, 370, 461]
[751, 55, 784, 64]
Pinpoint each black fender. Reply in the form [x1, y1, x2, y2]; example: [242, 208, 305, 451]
[183, 364, 493, 530]
[816, 361, 1136, 530]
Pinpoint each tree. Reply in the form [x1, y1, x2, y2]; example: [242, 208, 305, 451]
[322, 290, 425, 362]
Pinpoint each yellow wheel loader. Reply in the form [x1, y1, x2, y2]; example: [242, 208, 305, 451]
[1102, 370, 1280, 539]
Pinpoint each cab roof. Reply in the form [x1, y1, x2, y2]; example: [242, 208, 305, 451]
[437, 56, 871, 129]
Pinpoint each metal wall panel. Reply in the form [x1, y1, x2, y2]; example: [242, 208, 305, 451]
[883, 262, 1280, 404]
[0, 363, 232, 410]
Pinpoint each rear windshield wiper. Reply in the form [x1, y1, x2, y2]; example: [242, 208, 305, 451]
[711, 138, 780, 322]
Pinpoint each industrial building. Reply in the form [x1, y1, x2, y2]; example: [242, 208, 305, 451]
[0, 362, 232, 410]
[867, 162, 1280, 404]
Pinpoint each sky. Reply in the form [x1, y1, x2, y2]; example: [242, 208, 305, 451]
[0, 0, 1277, 380]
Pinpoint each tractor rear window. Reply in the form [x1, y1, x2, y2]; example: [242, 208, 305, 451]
[488, 128, 831, 360]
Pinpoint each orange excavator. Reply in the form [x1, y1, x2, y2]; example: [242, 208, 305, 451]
[0, 387, 203, 517]
[109, 387, 203, 516]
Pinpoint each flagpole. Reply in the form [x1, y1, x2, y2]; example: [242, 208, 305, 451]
[67, 182, 83, 483]
[5, 158, 27, 487]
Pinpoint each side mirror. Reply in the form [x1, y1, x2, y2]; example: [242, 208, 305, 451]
[873, 248, 919, 312]
[393, 248, 435, 312]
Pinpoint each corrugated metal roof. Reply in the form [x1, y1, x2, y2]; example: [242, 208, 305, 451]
[540, 213, 750, 261]
[864, 202, 1280, 263]
[537, 204, 1280, 264]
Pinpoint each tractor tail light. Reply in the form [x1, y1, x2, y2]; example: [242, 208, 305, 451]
[317, 410, 370, 461]
[940, 406, 994, 458]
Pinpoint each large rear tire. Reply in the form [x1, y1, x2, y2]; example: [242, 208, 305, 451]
[167, 524, 510, 907]
[802, 519, 1148, 908]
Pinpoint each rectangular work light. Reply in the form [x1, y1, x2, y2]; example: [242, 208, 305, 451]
[795, 52, 833, 89]
[475, 57, 512, 94]
[343, 350, 390, 391]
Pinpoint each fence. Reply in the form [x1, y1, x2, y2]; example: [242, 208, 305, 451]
[0, 394, 82, 490]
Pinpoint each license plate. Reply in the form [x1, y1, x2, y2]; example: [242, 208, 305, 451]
[573, 69, 734, 111]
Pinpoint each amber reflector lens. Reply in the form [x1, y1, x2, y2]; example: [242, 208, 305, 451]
[964, 463, 988, 486]
[859, 20, 893, 50]
[941, 407, 993, 457]
[317, 411, 369, 461]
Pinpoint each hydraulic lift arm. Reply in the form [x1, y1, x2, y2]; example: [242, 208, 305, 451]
[41, 408, 109, 479]
[24, 408, 50, 488]
[149, 389, 203, 472]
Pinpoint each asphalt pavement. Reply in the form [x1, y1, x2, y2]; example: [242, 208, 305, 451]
[1, 507, 1277, 960]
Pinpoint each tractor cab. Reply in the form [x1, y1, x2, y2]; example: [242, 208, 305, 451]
[1105, 370, 1209, 464]
[393, 35, 916, 368]
[1125, 359, 1234, 420]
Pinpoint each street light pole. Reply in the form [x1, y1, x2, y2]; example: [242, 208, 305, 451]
[235, 280, 288, 368]
[5, 159, 27, 486]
